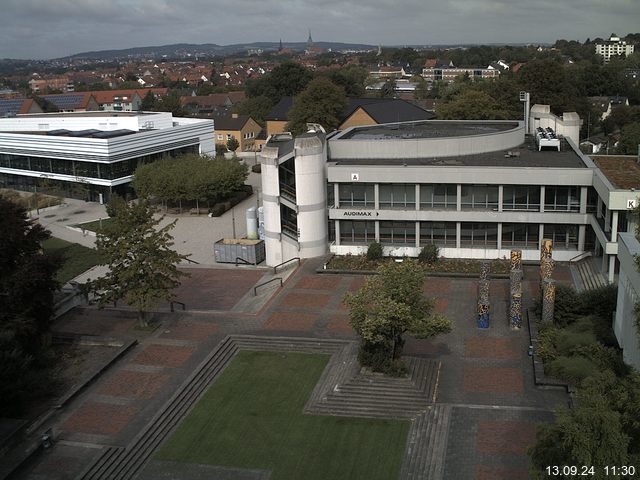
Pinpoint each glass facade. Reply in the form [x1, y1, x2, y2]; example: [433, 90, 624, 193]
[420, 184, 456, 209]
[544, 224, 578, 250]
[379, 221, 416, 245]
[379, 184, 415, 209]
[502, 185, 540, 211]
[278, 157, 296, 202]
[339, 220, 375, 244]
[502, 223, 539, 248]
[0, 145, 198, 181]
[338, 183, 374, 208]
[461, 185, 499, 210]
[460, 222, 498, 247]
[420, 222, 456, 246]
[544, 186, 580, 212]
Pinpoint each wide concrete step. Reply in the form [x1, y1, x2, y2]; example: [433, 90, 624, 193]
[309, 404, 422, 419]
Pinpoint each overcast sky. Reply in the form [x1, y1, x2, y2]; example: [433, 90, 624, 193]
[1, 0, 638, 60]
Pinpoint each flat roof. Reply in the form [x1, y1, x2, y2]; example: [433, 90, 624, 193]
[592, 155, 640, 189]
[18, 111, 155, 118]
[331, 136, 587, 168]
[339, 120, 519, 140]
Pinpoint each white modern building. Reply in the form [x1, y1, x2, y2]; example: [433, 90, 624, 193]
[595, 34, 635, 63]
[614, 232, 640, 371]
[258, 106, 639, 284]
[0, 111, 214, 202]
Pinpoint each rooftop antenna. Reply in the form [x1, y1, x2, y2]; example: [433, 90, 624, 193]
[519, 91, 530, 134]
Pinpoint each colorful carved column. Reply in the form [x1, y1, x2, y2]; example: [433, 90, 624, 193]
[509, 269, 523, 330]
[542, 279, 556, 323]
[510, 249, 522, 272]
[540, 238, 553, 260]
[477, 279, 490, 328]
[480, 261, 491, 281]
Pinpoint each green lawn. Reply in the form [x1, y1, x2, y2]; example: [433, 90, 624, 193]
[42, 237, 102, 283]
[157, 351, 409, 480]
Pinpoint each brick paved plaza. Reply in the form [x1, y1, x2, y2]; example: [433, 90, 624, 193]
[16, 260, 570, 480]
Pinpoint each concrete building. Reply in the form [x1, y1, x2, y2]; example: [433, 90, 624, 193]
[258, 107, 638, 285]
[0, 111, 214, 202]
[595, 34, 635, 63]
[614, 232, 640, 371]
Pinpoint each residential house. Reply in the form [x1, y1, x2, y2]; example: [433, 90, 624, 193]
[180, 92, 246, 117]
[588, 96, 630, 120]
[38, 93, 99, 112]
[0, 98, 43, 117]
[213, 113, 262, 151]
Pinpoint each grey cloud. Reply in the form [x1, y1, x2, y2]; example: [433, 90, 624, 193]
[0, 0, 638, 59]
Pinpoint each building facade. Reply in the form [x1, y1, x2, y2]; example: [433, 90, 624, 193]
[0, 111, 214, 202]
[258, 108, 639, 285]
[595, 34, 635, 63]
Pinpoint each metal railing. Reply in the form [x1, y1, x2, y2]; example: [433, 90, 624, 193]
[273, 257, 300, 274]
[254, 277, 283, 295]
[170, 301, 186, 312]
[569, 251, 592, 263]
[183, 257, 200, 265]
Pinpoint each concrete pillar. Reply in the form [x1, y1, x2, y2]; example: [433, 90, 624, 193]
[540, 238, 553, 260]
[456, 222, 461, 249]
[415, 184, 420, 211]
[538, 224, 545, 251]
[375, 221, 380, 242]
[456, 184, 462, 211]
[498, 185, 503, 212]
[334, 183, 340, 208]
[510, 268, 523, 330]
[578, 225, 586, 251]
[497, 223, 503, 250]
[540, 186, 545, 213]
[611, 211, 619, 242]
[480, 261, 491, 281]
[374, 184, 380, 210]
[335, 220, 341, 246]
[579, 186, 588, 214]
[604, 206, 611, 233]
[608, 255, 616, 284]
[415, 221, 420, 248]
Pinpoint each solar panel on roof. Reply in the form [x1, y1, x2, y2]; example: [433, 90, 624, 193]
[69, 129, 101, 137]
[42, 94, 84, 109]
[0, 99, 25, 116]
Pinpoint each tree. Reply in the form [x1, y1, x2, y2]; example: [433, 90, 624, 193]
[343, 261, 452, 374]
[0, 197, 61, 414]
[139, 90, 157, 110]
[285, 77, 347, 134]
[245, 61, 313, 103]
[436, 89, 511, 120]
[226, 136, 240, 153]
[234, 95, 274, 126]
[378, 79, 396, 98]
[92, 198, 188, 326]
[617, 122, 640, 154]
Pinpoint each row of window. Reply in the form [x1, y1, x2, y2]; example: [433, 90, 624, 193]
[338, 220, 579, 249]
[0, 145, 199, 181]
[334, 183, 592, 212]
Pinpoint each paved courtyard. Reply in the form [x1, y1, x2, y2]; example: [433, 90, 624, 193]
[14, 258, 570, 480]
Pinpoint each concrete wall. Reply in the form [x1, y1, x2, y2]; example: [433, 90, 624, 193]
[529, 105, 581, 145]
[614, 232, 640, 370]
[328, 121, 524, 160]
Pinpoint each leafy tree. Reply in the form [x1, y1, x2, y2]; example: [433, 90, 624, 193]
[234, 95, 274, 126]
[226, 136, 240, 152]
[92, 198, 188, 326]
[215, 143, 227, 157]
[617, 122, 640, 154]
[343, 261, 452, 374]
[325, 65, 369, 97]
[517, 59, 580, 114]
[245, 61, 313, 103]
[155, 92, 185, 116]
[0, 197, 61, 414]
[139, 90, 157, 110]
[378, 79, 396, 98]
[285, 77, 347, 134]
[436, 89, 511, 120]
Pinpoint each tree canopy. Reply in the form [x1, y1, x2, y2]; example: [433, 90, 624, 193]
[132, 154, 248, 209]
[92, 198, 188, 326]
[245, 61, 313, 103]
[436, 89, 512, 120]
[285, 77, 347, 135]
[343, 260, 452, 374]
[0, 197, 61, 414]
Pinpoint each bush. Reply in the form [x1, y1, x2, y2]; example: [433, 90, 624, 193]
[366, 242, 383, 261]
[546, 356, 598, 384]
[418, 244, 439, 264]
[210, 203, 227, 217]
[553, 329, 598, 356]
[578, 284, 617, 321]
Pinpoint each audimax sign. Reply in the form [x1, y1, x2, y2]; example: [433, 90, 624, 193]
[342, 211, 380, 217]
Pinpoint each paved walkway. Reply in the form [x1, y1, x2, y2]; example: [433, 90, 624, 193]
[13, 258, 570, 480]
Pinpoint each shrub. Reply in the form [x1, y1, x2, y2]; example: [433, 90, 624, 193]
[358, 342, 408, 377]
[418, 244, 439, 264]
[546, 356, 598, 384]
[210, 203, 227, 217]
[366, 241, 383, 261]
[578, 284, 617, 321]
[553, 329, 598, 356]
